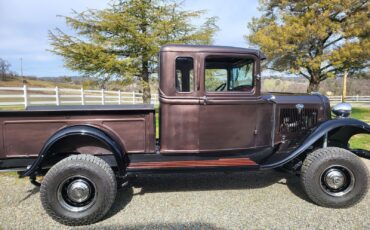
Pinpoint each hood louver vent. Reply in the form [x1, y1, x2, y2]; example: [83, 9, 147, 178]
[279, 107, 318, 134]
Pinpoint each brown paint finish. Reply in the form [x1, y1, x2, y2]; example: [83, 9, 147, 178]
[159, 46, 270, 154]
[160, 103, 200, 153]
[4, 121, 66, 157]
[0, 108, 155, 158]
[0, 45, 329, 173]
[255, 103, 274, 147]
[199, 104, 257, 151]
[102, 119, 146, 153]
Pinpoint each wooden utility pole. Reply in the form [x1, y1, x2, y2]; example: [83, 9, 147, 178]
[20, 58, 23, 77]
[342, 70, 348, 102]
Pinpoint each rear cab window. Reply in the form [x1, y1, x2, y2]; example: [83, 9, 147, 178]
[175, 57, 194, 93]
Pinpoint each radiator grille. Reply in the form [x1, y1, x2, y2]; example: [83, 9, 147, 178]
[279, 108, 318, 133]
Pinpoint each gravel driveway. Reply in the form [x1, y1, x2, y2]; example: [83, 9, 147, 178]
[0, 160, 369, 230]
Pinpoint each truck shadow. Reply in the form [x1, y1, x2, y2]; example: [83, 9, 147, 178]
[81, 222, 224, 230]
[132, 170, 309, 198]
[132, 171, 283, 193]
[106, 170, 312, 218]
[18, 186, 40, 204]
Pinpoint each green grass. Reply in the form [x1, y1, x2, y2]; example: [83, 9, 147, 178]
[0, 106, 24, 111]
[0, 172, 18, 177]
[351, 107, 370, 121]
[155, 107, 159, 138]
[349, 107, 370, 150]
[0, 77, 80, 89]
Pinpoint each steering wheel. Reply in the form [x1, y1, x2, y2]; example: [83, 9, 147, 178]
[231, 85, 252, 91]
[214, 83, 226, 91]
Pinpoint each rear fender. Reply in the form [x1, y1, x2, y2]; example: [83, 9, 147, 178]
[21, 125, 127, 177]
[261, 118, 370, 169]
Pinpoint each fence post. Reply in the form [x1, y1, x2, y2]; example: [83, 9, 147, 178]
[55, 86, 60, 106]
[81, 88, 85, 105]
[118, 90, 121, 104]
[132, 91, 135, 104]
[101, 89, 105, 105]
[23, 84, 28, 108]
[356, 95, 359, 102]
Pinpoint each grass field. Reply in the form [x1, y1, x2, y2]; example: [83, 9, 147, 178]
[349, 107, 370, 149]
[0, 77, 79, 89]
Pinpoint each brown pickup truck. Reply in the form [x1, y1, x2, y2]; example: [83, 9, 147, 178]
[0, 45, 369, 226]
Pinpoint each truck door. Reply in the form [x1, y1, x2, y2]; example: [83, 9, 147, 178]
[198, 54, 272, 153]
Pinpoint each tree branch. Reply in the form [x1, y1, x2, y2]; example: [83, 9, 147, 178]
[320, 63, 333, 71]
[299, 71, 310, 80]
[324, 36, 344, 48]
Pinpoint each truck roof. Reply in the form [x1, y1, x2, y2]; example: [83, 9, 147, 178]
[160, 44, 266, 60]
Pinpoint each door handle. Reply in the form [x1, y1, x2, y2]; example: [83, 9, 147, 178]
[201, 96, 207, 105]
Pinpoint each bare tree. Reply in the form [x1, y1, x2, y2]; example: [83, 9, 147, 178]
[0, 58, 11, 81]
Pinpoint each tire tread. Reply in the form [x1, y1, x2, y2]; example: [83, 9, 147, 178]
[301, 147, 369, 208]
[40, 154, 117, 226]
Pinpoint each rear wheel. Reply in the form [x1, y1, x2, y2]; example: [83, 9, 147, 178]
[301, 147, 369, 208]
[40, 154, 117, 226]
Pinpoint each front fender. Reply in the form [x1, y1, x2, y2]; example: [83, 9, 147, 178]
[261, 118, 370, 169]
[22, 125, 127, 177]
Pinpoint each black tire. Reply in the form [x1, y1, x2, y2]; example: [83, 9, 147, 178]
[301, 147, 369, 208]
[40, 154, 117, 226]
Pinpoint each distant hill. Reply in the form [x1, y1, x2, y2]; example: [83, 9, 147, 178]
[0, 74, 368, 96]
[0, 75, 159, 93]
[262, 76, 370, 96]
[0, 76, 81, 89]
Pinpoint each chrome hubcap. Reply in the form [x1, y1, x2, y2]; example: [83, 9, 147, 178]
[57, 176, 97, 212]
[66, 179, 91, 203]
[323, 169, 346, 190]
[320, 165, 355, 197]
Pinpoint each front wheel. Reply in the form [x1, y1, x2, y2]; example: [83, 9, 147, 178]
[40, 154, 117, 226]
[301, 147, 369, 208]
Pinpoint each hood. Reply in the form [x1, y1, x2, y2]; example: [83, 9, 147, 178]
[263, 93, 331, 117]
[264, 93, 331, 143]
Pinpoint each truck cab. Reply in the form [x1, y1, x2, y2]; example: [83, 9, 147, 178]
[157, 45, 329, 163]
[159, 45, 273, 155]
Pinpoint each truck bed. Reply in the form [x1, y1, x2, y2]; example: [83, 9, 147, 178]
[0, 105, 156, 169]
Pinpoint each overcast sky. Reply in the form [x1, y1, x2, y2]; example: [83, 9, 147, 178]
[0, 0, 260, 77]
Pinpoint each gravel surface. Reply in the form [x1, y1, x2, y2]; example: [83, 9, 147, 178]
[0, 160, 369, 230]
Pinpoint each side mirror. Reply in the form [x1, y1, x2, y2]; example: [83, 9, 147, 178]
[332, 103, 352, 118]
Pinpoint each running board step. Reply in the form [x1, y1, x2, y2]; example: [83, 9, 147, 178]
[127, 158, 258, 172]
[352, 149, 370, 159]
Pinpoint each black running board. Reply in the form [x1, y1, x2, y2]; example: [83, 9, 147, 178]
[351, 149, 370, 160]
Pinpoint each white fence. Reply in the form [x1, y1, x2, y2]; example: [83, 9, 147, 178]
[326, 95, 370, 103]
[0, 85, 369, 108]
[0, 85, 158, 108]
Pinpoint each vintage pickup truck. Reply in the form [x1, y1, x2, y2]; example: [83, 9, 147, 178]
[0, 45, 369, 226]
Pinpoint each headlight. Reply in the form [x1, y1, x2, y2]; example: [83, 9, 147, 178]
[332, 102, 352, 118]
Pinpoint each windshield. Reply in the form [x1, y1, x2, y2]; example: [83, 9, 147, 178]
[205, 56, 254, 92]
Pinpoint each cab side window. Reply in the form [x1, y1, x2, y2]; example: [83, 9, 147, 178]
[205, 56, 254, 92]
[175, 57, 194, 92]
